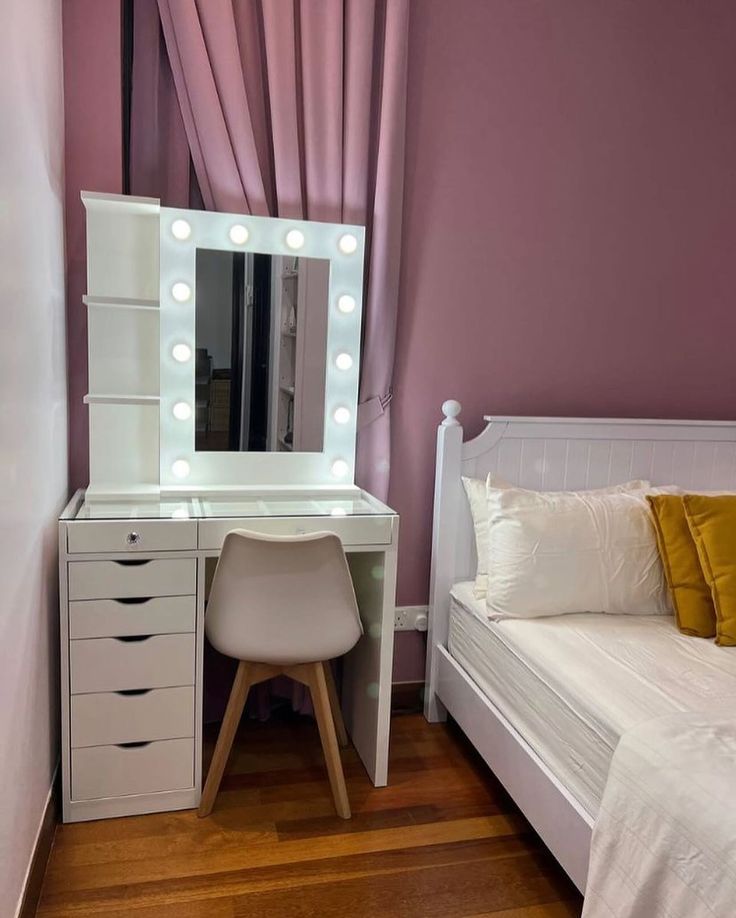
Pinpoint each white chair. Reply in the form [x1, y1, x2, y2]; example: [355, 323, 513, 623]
[198, 529, 363, 820]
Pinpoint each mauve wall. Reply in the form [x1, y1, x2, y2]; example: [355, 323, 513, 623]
[389, 0, 736, 635]
[0, 1, 67, 912]
[61, 2, 736, 683]
[64, 0, 123, 492]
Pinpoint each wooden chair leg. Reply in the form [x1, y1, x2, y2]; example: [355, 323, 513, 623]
[198, 660, 253, 818]
[323, 661, 349, 748]
[306, 662, 351, 819]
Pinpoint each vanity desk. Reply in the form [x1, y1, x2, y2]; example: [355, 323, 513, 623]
[60, 191, 398, 822]
[59, 489, 397, 823]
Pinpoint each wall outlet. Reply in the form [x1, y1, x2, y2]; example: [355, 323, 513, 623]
[394, 605, 429, 632]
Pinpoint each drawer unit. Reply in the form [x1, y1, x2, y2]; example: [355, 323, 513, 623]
[71, 738, 194, 801]
[66, 519, 197, 554]
[69, 596, 196, 639]
[70, 634, 195, 694]
[68, 558, 196, 601]
[71, 687, 195, 747]
[198, 515, 393, 550]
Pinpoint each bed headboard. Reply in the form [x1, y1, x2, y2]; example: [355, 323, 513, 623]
[424, 399, 736, 720]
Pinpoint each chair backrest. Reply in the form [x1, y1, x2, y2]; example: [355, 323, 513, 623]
[205, 529, 363, 665]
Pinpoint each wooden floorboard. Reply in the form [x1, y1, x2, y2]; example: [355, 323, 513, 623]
[37, 714, 582, 917]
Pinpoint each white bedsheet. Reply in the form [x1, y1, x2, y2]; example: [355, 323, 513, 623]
[448, 581, 736, 815]
[583, 709, 736, 918]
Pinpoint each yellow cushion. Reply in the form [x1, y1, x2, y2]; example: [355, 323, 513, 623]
[647, 495, 716, 638]
[683, 495, 736, 646]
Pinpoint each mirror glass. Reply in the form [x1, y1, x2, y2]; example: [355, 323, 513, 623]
[194, 249, 329, 453]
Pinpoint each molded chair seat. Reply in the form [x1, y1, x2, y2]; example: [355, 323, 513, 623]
[198, 530, 363, 820]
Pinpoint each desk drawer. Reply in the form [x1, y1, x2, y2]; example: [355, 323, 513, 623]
[68, 559, 196, 601]
[66, 520, 197, 554]
[198, 516, 393, 550]
[71, 738, 194, 800]
[71, 687, 195, 748]
[70, 634, 195, 694]
[69, 596, 196, 639]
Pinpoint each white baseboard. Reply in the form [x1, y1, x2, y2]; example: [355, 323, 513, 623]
[15, 763, 58, 918]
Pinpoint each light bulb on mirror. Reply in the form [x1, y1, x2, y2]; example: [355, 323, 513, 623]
[171, 343, 191, 363]
[331, 459, 349, 478]
[173, 401, 192, 421]
[337, 294, 356, 314]
[171, 219, 191, 241]
[171, 459, 190, 479]
[285, 229, 305, 250]
[334, 407, 351, 425]
[338, 233, 358, 255]
[171, 282, 191, 303]
[335, 352, 353, 371]
[229, 224, 249, 245]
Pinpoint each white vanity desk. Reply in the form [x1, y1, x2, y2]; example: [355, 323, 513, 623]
[61, 192, 396, 822]
[59, 488, 398, 823]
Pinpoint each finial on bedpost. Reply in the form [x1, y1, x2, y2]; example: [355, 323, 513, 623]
[441, 400, 462, 427]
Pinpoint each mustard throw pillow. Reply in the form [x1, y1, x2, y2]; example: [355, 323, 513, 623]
[683, 495, 736, 646]
[647, 496, 716, 638]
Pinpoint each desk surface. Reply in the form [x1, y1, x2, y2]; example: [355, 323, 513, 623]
[64, 489, 396, 522]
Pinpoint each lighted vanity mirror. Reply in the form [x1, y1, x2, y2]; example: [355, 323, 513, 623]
[160, 207, 365, 490]
[194, 248, 329, 454]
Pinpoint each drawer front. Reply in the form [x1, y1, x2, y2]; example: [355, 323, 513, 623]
[71, 686, 195, 747]
[67, 520, 197, 554]
[70, 634, 195, 694]
[69, 596, 196, 639]
[198, 516, 393, 550]
[71, 738, 194, 800]
[68, 559, 196, 601]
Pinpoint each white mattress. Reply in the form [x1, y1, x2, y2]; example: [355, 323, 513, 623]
[447, 581, 736, 816]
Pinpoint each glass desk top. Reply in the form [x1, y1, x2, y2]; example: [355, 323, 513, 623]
[67, 490, 395, 521]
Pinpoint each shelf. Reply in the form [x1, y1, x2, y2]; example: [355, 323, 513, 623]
[281, 329, 297, 338]
[81, 191, 160, 215]
[279, 385, 295, 398]
[84, 295, 159, 312]
[84, 394, 160, 406]
[281, 271, 298, 280]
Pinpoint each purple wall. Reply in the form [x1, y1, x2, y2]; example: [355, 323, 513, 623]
[63, 0, 123, 491]
[61, 1, 736, 681]
[389, 0, 736, 629]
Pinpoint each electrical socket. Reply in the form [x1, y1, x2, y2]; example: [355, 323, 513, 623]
[394, 605, 429, 632]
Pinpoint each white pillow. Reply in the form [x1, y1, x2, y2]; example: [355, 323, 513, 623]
[485, 486, 674, 620]
[462, 476, 649, 600]
[462, 475, 511, 598]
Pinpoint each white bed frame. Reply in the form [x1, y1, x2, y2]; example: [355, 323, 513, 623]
[424, 401, 736, 892]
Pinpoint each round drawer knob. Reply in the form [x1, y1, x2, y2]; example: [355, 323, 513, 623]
[126, 531, 141, 546]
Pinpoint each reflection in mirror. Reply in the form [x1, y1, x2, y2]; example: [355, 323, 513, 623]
[195, 249, 329, 453]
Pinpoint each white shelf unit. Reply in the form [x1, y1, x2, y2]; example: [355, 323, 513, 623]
[83, 192, 161, 496]
[83, 295, 160, 312]
[267, 256, 298, 452]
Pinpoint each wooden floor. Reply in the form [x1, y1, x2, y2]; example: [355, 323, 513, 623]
[37, 713, 583, 917]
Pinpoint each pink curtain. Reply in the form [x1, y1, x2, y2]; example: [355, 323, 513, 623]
[155, 0, 409, 500]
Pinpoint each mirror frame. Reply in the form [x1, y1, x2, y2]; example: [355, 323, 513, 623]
[159, 207, 365, 490]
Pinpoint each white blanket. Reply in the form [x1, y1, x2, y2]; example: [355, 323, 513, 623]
[583, 709, 736, 918]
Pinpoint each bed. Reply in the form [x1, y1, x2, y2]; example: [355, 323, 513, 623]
[424, 402, 736, 894]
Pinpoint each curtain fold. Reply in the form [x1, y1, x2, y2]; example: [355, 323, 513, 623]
[153, 0, 409, 499]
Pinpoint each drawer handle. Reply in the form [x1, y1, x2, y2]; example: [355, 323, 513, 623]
[126, 531, 142, 546]
[116, 688, 152, 696]
[116, 741, 151, 749]
[115, 597, 152, 605]
[114, 560, 151, 568]
[114, 635, 153, 643]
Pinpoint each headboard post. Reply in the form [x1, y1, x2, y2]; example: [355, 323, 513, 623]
[424, 401, 464, 722]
